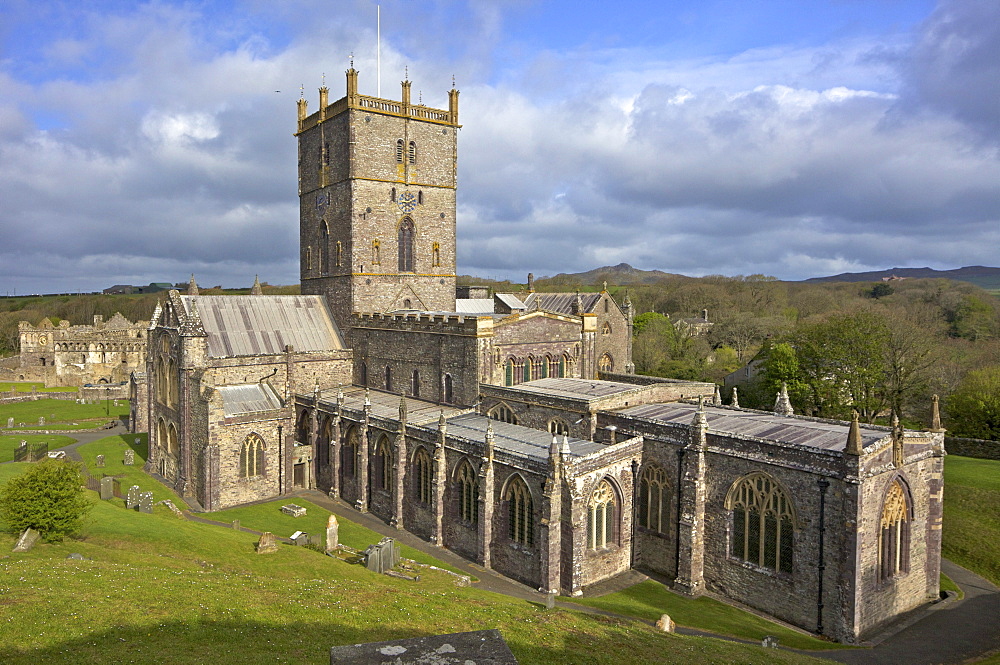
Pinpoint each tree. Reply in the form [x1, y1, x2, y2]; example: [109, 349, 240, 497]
[0, 459, 91, 542]
[946, 365, 1000, 440]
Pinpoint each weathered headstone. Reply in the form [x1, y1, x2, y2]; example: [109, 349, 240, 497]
[95, 454, 105, 468]
[126, 485, 140, 509]
[232, 519, 240, 530]
[325, 514, 339, 552]
[67, 553, 86, 560]
[327, 630, 518, 665]
[363, 537, 400, 574]
[545, 592, 556, 610]
[308, 534, 322, 548]
[13, 528, 40, 553]
[290, 530, 308, 546]
[100, 476, 114, 500]
[38, 416, 45, 426]
[123, 449, 135, 466]
[762, 636, 779, 649]
[281, 504, 306, 517]
[138, 491, 153, 514]
[256, 532, 279, 554]
[655, 614, 675, 633]
[7, 417, 13, 428]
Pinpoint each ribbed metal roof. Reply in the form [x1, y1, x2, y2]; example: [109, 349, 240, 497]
[181, 295, 345, 358]
[514, 378, 642, 401]
[617, 402, 887, 452]
[445, 413, 605, 461]
[522, 292, 602, 314]
[217, 383, 284, 417]
[455, 299, 495, 314]
[495, 293, 526, 310]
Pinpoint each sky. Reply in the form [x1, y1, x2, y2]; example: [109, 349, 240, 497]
[1, 0, 998, 294]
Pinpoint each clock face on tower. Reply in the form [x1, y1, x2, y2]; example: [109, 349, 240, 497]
[397, 191, 417, 213]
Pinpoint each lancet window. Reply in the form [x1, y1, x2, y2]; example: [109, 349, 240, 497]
[638, 465, 669, 534]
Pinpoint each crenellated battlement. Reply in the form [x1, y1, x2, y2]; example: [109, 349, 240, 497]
[352, 311, 494, 337]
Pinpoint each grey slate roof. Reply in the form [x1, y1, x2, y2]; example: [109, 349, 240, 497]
[328, 387, 465, 425]
[522, 292, 602, 314]
[514, 377, 643, 401]
[617, 402, 887, 452]
[217, 383, 283, 417]
[180, 295, 345, 358]
[445, 413, 605, 461]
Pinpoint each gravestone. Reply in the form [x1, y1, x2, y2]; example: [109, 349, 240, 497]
[232, 519, 240, 530]
[38, 416, 45, 426]
[13, 528, 40, 553]
[138, 492, 153, 514]
[100, 477, 114, 500]
[762, 636, 779, 649]
[123, 449, 135, 466]
[290, 531, 308, 546]
[67, 553, 86, 560]
[655, 614, 675, 633]
[545, 593, 555, 610]
[308, 534, 322, 548]
[134, 437, 140, 447]
[256, 532, 279, 554]
[7, 417, 13, 428]
[327, 630, 518, 665]
[281, 504, 307, 517]
[95, 454, 105, 468]
[325, 514, 339, 552]
[126, 485, 140, 509]
[363, 537, 400, 574]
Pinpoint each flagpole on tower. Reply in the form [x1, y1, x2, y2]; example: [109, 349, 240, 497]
[377, 4, 381, 98]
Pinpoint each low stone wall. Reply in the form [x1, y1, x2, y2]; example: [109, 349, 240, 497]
[0, 392, 79, 403]
[946, 436, 1000, 460]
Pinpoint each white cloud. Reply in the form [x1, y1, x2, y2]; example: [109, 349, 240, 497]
[141, 110, 220, 145]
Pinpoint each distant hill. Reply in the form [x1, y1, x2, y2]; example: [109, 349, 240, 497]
[803, 266, 1000, 291]
[537, 263, 685, 287]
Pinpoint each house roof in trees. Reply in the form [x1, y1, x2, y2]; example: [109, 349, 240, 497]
[617, 401, 888, 452]
[180, 295, 345, 358]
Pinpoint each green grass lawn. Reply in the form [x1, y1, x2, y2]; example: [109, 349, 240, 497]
[0, 476, 829, 665]
[0, 398, 128, 429]
[942, 455, 1000, 586]
[0, 434, 77, 462]
[0, 382, 78, 393]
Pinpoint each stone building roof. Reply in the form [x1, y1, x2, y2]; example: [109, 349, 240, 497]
[217, 383, 284, 417]
[179, 295, 345, 358]
[326, 386, 465, 426]
[522, 292, 603, 314]
[616, 401, 887, 452]
[512, 377, 641, 401]
[445, 413, 604, 461]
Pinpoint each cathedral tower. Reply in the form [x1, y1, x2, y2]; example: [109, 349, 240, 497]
[296, 68, 460, 334]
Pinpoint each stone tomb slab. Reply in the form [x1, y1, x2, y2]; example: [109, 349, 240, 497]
[329, 629, 518, 665]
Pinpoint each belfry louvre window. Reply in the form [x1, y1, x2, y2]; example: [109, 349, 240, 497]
[414, 447, 432, 505]
[457, 461, 478, 524]
[587, 479, 616, 550]
[408, 141, 416, 164]
[506, 476, 534, 547]
[395, 139, 404, 163]
[398, 218, 415, 272]
[240, 434, 264, 478]
[639, 465, 669, 533]
[727, 474, 795, 574]
[878, 480, 911, 583]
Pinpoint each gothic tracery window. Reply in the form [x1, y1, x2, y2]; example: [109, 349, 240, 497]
[488, 404, 517, 424]
[598, 353, 613, 373]
[414, 447, 432, 504]
[374, 436, 391, 492]
[548, 419, 569, 436]
[457, 460, 478, 524]
[588, 479, 617, 550]
[727, 474, 795, 574]
[343, 426, 359, 479]
[639, 465, 669, 533]
[506, 476, 534, 547]
[878, 479, 911, 583]
[398, 218, 415, 272]
[240, 433, 265, 478]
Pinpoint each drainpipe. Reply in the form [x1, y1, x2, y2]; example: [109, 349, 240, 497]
[817, 477, 829, 634]
[675, 447, 685, 576]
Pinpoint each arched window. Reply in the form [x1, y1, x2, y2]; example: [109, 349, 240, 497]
[320, 222, 330, 274]
[878, 479, 911, 583]
[506, 476, 534, 547]
[560, 354, 568, 378]
[522, 358, 531, 383]
[413, 447, 432, 504]
[385, 365, 393, 392]
[443, 373, 454, 404]
[372, 239, 381, 265]
[457, 460, 478, 524]
[398, 218, 415, 272]
[598, 353, 613, 373]
[505, 358, 515, 386]
[547, 355, 559, 378]
[417, 190, 423, 204]
[432, 241, 440, 267]
[602, 322, 612, 336]
[342, 426, 359, 479]
[588, 479, 617, 550]
[305, 246, 312, 271]
[639, 466, 669, 533]
[403, 298, 412, 309]
[727, 474, 795, 574]
[548, 419, 569, 436]
[317, 417, 332, 468]
[335, 240, 342, 267]
[531, 356, 545, 380]
[411, 369, 420, 397]
[374, 436, 391, 492]
[488, 404, 517, 424]
[391, 187, 396, 202]
[240, 433, 265, 478]
[395, 139, 404, 163]
[408, 141, 416, 164]
[296, 410, 311, 444]
[360, 361, 368, 387]
[157, 419, 167, 452]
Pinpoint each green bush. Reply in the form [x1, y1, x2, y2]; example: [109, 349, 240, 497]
[0, 459, 91, 542]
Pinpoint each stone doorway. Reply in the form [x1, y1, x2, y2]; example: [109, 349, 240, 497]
[293, 462, 306, 488]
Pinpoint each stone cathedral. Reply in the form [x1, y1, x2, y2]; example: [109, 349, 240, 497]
[136, 68, 944, 644]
